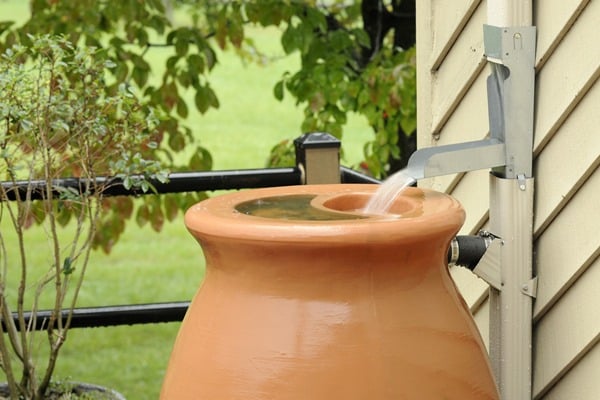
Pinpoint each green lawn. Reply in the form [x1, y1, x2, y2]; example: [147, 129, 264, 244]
[0, 2, 372, 398]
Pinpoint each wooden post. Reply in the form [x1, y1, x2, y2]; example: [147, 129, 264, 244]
[294, 133, 341, 185]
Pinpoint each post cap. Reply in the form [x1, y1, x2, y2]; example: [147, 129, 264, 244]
[294, 132, 341, 150]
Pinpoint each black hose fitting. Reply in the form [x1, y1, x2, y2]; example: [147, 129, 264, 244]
[448, 234, 494, 270]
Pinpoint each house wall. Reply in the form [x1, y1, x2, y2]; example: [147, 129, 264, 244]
[415, 0, 599, 398]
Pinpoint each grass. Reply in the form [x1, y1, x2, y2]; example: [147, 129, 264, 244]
[0, 2, 373, 398]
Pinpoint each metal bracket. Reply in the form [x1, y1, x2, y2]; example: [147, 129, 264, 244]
[405, 138, 506, 181]
[517, 173, 527, 191]
[484, 25, 537, 179]
[520, 277, 538, 298]
[472, 237, 503, 290]
[402, 26, 535, 182]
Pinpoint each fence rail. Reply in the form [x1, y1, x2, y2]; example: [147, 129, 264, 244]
[3, 302, 190, 331]
[0, 168, 302, 201]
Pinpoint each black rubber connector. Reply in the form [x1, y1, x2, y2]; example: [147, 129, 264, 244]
[448, 235, 490, 270]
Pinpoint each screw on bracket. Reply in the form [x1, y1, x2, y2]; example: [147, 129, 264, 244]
[517, 174, 527, 191]
[520, 277, 538, 298]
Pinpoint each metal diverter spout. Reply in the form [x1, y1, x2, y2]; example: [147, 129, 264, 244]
[405, 138, 506, 180]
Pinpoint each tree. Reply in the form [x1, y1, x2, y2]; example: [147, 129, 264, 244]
[0, 0, 416, 250]
[267, 0, 416, 176]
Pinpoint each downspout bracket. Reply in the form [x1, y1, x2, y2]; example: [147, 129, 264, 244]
[517, 173, 526, 191]
[520, 277, 538, 298]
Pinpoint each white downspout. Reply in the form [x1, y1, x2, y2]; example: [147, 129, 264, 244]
[487, 0, 532, 27]
[486, 1, 535, 400]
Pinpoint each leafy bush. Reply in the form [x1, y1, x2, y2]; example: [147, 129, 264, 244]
[0, 35, 163, 399]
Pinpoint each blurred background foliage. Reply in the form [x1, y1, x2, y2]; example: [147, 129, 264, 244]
[0, 0, 416, 251]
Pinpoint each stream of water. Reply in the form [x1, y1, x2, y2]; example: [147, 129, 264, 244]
[362, 169, 416, 215]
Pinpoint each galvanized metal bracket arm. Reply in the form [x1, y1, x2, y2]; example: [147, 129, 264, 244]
[484, 25, 537, 179]
[405, 138, 506, 180]
[403, 27, 535, 182]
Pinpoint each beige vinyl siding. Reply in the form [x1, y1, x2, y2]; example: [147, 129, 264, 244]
[533, 0, 599, 155]
[540, 339, 600, 400]
[416, 0, 600, 398]
[533, 254, 600, 398]
[430, 5, 487, 136]
[533, 81, 600, 320]
[533, 0, 591, 70]
[533, 80, 600, 237]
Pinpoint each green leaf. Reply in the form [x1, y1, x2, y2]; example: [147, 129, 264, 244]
[194, 87, 209, 114]
[400, 117, 417, 135]
[131, 53, 149, 69]
[136, 204, 151, 227]
[163, 195, 179, 222]
[204, 47, 217, 70]
[161, 82, 179, 110]
[281, 25, 300, 54]
[123, 176, 132, 190]
[114, 197, 134, 219]
[329, 30, 351, 51]
[187, 53, 205, 74]
[109, 37, 126, 47]
[166, 30, 177, 45]
[177, 71, 190, 88]
[166, 55, 179, 70]
[62, 257, 75, 275]
[176, 97, 189, 118]
[150, 206, 164, 232]
[29, 202, 46, 225]
[189, 146, 213, 171]
[228, 17, 244, 48]
[0, 20, 15, 35]
[205, 86, 219, 109]
[113, 61, 128, 82]
[136, 27, 149, 46]
[148, 15, 167, 35]
[132, 66, 149, 87]
[175, 38, 189, 57]
[273, 80, 285, 101]
[56, 205, 72, 227]
[168, 130, 186, 151]
[353, 28, 371, 48]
